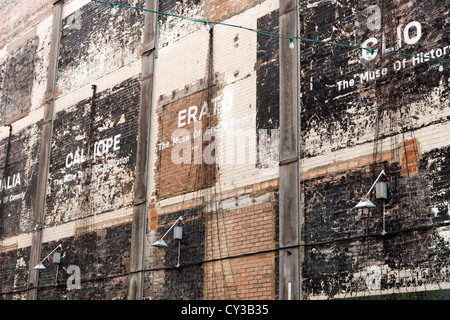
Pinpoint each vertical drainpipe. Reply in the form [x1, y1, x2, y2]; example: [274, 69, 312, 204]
[27, 0, 64, 300]
[127, 0, 158, 300]
[278, 0, 300, 300]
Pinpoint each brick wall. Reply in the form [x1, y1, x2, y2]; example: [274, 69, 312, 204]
[299, 0, 450, 299]
[33, 223, 132, 300]
[0, 0, 449, 301]
[0, 37, 39, 125]
[146, 0, 280, 300]
[0, 123, 41, 239]
[156, 88, 217, 199]
[204, 198, 277, 299]
[143, 206, 205, 299]
[0, 246, 30, 299]
[2, 0, 283, 300]
[0, 0, 52, 50]
[0, 0, 145, 299]
[46, 77, 140, 226]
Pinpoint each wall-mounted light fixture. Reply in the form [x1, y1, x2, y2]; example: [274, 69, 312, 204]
[152, 216, 184, 268]
[110, 3, 117, 16]
[354, 170, 388, 209]
[289, 38, 295, 49]
[152, 216, 183, 247]
[33, 244, 62, 270]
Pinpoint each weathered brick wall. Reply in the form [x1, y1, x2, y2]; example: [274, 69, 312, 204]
[256, 9, 279, 168]
[31, 223, 131, 300]
[0, 0, 52, 50]
[0, 0, 282, 300]
[0, 38, 39, 125]
[1, 0, 448, 301]
[0, 123, 42, 238]
[302, 151, 450, 299]
[300, 0, 450, 299]
[144, 207, 205, 300]
[0, 246, 30, 299]
[46, 77, 140, 226]
[146, 0, 280, 300]
[156, 87, 217, 199]
[0, 0, 145, 299]
[57, 0, 145, 96]
[204, 192, 278, 299]
[33, 0, 143, 299]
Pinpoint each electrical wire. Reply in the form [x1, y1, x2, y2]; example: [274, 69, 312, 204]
[2, 0, 446, 298]
[90, 0, 450, 69]
[0, 210, 45, 229]
[3, 218, 450, 296]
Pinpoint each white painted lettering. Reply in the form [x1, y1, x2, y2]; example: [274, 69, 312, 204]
[361, 37, 378, 60]
[404, 21, 422, 45]
[66, 153, 73, 168]
[198, 101, 210, 119]
[187, 105, 198, 125]
[178, 109, 187, 127]
[113, 134, 121, 151]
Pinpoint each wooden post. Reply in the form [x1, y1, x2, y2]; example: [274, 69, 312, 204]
[127, 0, 158, 300]
[27, 0, 64, 300]
[278, 0, 300, 300]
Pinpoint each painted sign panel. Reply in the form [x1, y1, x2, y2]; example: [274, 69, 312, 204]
[0, 123, 41, 237]
[300, 0, 449, 158]
[46, 78, 140, 226]
[157, 89, 218, 198]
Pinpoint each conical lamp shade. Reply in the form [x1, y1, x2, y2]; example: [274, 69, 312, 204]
[152, 239, 168, 247]
[354, 199, 376, 208]
[33, 263, 46, 270]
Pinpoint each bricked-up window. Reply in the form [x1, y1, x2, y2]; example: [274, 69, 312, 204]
[157, 89, 217, 199]
[0, 38, 39, 125]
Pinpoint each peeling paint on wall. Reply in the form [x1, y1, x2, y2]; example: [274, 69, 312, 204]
[57, 1, 145, 95]
[0, 123, 41, 238]
[46, 78, 140, 227]
[0, 38, 39, 125]
[300, 0, 449, 158]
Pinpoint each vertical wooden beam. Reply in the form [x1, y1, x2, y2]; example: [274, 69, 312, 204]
[279, 0, 300, 300]
[27, 0, 64, 300]
[127, 0, 158, 300]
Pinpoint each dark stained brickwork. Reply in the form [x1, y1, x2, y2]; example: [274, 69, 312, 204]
[31, 223, 131, 300]
[0, 0, 449, 301]
[300, 0, 449, 158]
[46, 77, 140, 226]
[0, 37, 39, 125]
[301, 149, 450, 299]
[256, 10, 279, 168]
[57, 1, 144, 94]
[144, 207, 204, 300]
[0, 123, 41, 239]
[158, 0, 204, 48]
[299, 0, 450, 299]
[0, 246, 30, 298]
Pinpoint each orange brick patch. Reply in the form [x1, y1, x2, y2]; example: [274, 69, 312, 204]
[302, 139, 421, 180]
[209, 0, 264, 21]
[400, 139, 420, 176]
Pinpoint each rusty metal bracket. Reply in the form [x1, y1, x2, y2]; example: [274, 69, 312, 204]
[142, 41, 156, 56]
[132, 199, 146, 206]
[279, 157, 298, 166]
